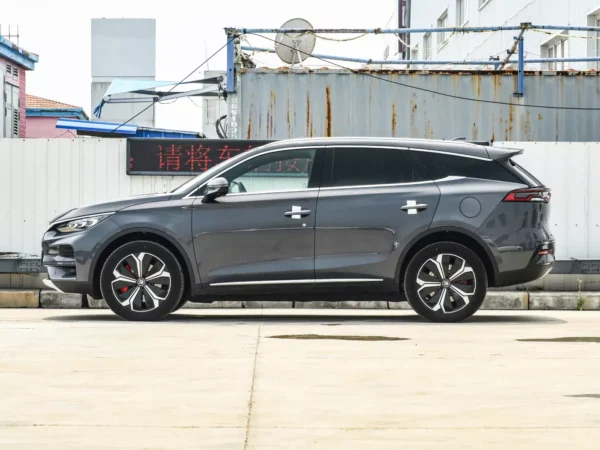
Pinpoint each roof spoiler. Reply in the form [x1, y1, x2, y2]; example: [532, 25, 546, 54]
[485, 146, 524, 160]
[450, 137, 494, 146]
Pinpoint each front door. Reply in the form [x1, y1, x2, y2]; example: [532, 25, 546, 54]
[314, 146, 440, 283]
[192, 147, 323, 286]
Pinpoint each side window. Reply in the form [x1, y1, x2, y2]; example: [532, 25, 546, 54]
[218, 148, 316, 194]
[322, 147, 429, 188]
[413, 150, 523, 183]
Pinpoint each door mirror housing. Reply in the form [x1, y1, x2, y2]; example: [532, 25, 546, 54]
[202, 177, 229, 203]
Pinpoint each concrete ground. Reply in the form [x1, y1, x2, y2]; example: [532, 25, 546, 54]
[1, 309, 600, 449]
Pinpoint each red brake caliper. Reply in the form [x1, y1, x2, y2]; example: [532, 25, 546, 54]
[120, 263, 134, 293]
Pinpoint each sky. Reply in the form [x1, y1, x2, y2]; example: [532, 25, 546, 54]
[4, 0, 397, 132]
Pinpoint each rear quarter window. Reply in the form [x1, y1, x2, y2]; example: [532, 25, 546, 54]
[411, 150, 523, 184]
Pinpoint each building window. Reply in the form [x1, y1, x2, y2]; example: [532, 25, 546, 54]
[12, 67, 18, 80]
[437, 10, 449, 47]
[423, 33, 432, 60]
[456, 0, 468, 26]
[478, 0, 491, 9]
[6, 64, 11, 76]
[542, 31, 569, 70]
[411, 44, 419, 61]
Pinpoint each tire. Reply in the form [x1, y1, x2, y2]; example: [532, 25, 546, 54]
[100, 240, 185, 321]
[403, 241, 487, 323]
[172, 298, 188, 312]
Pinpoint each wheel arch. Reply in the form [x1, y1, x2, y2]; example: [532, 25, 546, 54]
[90, 228, 198, 299]
[396, 227, 498, 289]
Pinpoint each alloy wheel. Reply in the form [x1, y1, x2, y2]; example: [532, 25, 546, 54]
[415, 253, 476, 314]
[110, 252, 172, 312]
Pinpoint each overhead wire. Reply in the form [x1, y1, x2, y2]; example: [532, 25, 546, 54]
[109, 39, 232, 134]
[249, 32, 600, 111]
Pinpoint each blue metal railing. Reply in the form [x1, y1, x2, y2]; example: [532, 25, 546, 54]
[228, 23, 600, 96]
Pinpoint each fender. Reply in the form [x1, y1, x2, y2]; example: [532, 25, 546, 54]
[394, 225, 500, 284]
[90, 226, 201, 292]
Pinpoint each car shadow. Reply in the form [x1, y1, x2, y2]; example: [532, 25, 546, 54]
[43, 311, 566, 325]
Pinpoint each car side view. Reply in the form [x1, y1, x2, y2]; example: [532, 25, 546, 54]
[41, 138, 554, 322]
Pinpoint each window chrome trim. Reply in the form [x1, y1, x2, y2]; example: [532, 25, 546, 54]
[226, 188, 319, 198]
[318, 176, 464, 191]
[210, 278, 384, 287]
[183, 146, 318, 199]
[319, 180, 436, 191]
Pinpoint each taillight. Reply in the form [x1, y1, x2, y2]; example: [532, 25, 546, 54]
[503, 188, 551, 203]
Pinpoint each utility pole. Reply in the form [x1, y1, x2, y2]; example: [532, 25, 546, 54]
[398, 0, 404, 59]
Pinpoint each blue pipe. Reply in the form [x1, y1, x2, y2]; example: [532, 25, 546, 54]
[242, 45, 600, 65]
[234, 24, 600, 34]
[226, 36, 235, 93]
[241, 45, 514, 65]
[237, 26, 524, 34]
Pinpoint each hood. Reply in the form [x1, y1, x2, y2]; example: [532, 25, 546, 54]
[52, 193, 171, 223]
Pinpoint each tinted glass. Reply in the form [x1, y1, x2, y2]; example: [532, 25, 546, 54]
[218, 148, 316, 194]
[509, 159, 543, 187]
[413, 150, 522, 183]
[323, 147, 429, 188]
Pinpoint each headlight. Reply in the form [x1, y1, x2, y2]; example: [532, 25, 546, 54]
[55, 213, 113, 233]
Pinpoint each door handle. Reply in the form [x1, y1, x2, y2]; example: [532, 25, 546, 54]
[401, 202, 428, 214]
[285, 206, 311, 219]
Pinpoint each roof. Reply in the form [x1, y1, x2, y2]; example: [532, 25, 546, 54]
[26, 95, 88, 120]
[55, 118, 204, 139]
[259, 137, 494, 159]
[0, 36, 38, 70]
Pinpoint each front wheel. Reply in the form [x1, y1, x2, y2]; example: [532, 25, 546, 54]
[404, 242, 487, 323]
[100, 240, 185, 321]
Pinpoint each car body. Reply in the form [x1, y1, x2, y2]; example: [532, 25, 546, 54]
[42, 137, 554, 322]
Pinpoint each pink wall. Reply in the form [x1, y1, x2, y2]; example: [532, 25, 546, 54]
[26, 117, 77, 138]
[19, 67, 26, 138]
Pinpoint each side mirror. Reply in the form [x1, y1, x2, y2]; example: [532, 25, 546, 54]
[202, 177, 229, 203]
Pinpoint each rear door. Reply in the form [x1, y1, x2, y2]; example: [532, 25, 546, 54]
[314, 146, 441, 284]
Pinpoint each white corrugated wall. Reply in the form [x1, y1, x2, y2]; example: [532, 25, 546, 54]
[501, 142, 600, 261]
[0, 138, 192, 255]
[0, 138, 598, 260]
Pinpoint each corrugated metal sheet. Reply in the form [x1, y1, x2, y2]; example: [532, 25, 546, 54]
[236, 69, 600, 142]
[0, 138, 193, 255]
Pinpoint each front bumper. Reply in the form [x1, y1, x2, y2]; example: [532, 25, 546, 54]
[41, 218, 122, 295]
[494, 241, 555, 287]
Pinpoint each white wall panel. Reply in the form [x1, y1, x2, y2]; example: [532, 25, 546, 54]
[0, 138, 193, 256]
[0, 138, 598, 260]
[501, 142, 600, 260]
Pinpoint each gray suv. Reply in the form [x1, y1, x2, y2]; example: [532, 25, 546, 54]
[42, 138, 554, 322]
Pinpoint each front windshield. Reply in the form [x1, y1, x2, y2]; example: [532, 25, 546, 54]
[170, 146, 264, 195]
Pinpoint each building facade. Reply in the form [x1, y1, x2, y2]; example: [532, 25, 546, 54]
[91, 18, 156, 127]
[408, 0, 600, 70]
[0, 36, 38, 138]
[26, 94, 88, 138]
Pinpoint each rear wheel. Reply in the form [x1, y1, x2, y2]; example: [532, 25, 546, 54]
[404, 242, 487, 323]
[100, 241, 185, 321]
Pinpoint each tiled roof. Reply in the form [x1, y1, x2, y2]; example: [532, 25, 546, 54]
[26, 94, 81, 110]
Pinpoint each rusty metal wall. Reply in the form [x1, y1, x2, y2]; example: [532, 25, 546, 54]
[236, 69, 600, 142]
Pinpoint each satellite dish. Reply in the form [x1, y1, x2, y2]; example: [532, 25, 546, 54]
[275, 18, 316, 65]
